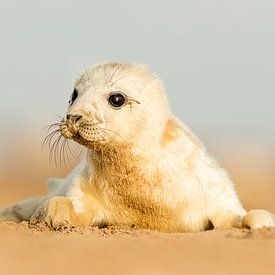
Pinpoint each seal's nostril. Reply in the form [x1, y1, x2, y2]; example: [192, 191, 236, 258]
[72, 115, 82, 123]
[67, 114, 82, 123]
[74, 115, 82, 122]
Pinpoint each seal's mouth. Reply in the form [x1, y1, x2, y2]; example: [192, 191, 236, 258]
[43, 116, 115, 166]
[59, 117, 109, 147]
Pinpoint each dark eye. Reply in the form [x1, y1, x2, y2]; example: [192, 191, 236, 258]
[108, 93, 126, 108]
[69, 88, 78, 105]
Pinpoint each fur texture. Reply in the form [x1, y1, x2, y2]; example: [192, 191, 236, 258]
[1, 62, 274, 232]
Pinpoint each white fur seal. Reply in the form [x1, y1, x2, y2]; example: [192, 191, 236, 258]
[0, 62, 274, 232]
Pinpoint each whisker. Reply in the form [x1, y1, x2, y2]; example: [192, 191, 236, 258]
[42, 129, 60, 149]
[61, 138, 69, 168]
[75, 143, 84, 160]
[46, 122, 63, 132]
[98, 128, 113, 140]
[100, 127, 125, 142]
[65, 140, 75, 165]
[44, 115, 87, 167]
[56, 115, 63, 120]
[56, 135, 64, 167]
[110, 76, 125, 85]
[111, 69, 138, 86]
[65, 140, 75, 157]
[71, 141, 84, 160]
[60, 138, 65, 167]
[50, 134, 62, 166]
[65, 139, 72, 167]
[107, 64, 121, 84]
[73, 70, 82, 78]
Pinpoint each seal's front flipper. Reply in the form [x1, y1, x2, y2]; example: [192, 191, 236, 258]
[0, 206, 21, 222]
[0, 196, 48, 222]
[31, 196, 78, 229]
[0, 178, 67, 223]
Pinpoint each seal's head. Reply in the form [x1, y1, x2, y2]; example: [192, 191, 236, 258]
[60, 62, 170, 150]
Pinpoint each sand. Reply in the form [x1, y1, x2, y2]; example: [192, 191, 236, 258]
[0, 222, 274, 275]
[0, 145, 275, 275]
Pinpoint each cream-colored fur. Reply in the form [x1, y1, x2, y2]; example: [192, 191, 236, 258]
[1, 62, 274, 232]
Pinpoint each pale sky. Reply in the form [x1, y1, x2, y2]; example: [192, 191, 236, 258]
[0, 0, 274, 148]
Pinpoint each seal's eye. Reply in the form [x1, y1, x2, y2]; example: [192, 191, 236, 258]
[69, 89, 78, 105]
[108, 93, 126, 109]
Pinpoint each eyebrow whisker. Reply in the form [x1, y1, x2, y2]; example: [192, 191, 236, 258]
[107, 64, 121, 84]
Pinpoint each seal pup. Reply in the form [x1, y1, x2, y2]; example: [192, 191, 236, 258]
[0, 62, 274, 232]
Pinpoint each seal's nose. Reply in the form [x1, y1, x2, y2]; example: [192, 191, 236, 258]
[66, 114, 83, 123]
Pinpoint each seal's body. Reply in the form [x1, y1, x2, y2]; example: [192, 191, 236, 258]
[1, 62, 274, 231]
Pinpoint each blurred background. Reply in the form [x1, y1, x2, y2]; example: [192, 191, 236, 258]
[0, 0, 274, 211]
